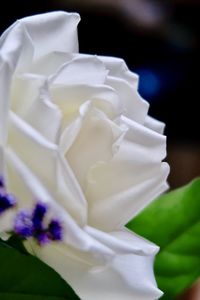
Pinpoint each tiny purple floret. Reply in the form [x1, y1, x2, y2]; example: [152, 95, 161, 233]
[36, 231, 50, 246]
[14, 210, 33, 238]
[13, 201, 63, 245]
[0, 176, 17, 215]
[0, 176, 5, 188]
[0, 193, 17, 215]
[48, 219, 63, 241]
[32, 202, 47, 230]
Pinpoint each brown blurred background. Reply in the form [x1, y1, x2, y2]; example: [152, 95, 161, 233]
[1, 0, 199, 298]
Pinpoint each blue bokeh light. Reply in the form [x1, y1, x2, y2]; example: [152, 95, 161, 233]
[136, 69, 161, 100]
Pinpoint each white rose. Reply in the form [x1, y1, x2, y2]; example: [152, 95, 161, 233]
[0, 11, 169, 300]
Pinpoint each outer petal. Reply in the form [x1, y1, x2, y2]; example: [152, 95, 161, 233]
[85, 226, 158, 256]
[0, 58, 15, 150]
[0, 16, 34, 149]
[0, 11, 80, 164]
[5, 147, 113, 261]
[14, 11, 80, 62]
[99, 56, 138, 84]
[98, 56, 149, 124]
[86, 116, 169, 231]
[11, 74, 61, 143]
[144, 116, 165, 134]
[31, 227, 162, 300]
[29, 51, 73, 76]
[0, 210, 16, 234]
[50, 54, 107, 86]
[0, 145, 5, 173]
[7, 112, 87, 224]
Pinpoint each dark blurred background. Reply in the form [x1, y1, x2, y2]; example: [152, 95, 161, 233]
[1, 1, 199, 298]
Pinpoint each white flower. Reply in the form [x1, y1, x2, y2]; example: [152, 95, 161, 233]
[0, 12, 169, 300]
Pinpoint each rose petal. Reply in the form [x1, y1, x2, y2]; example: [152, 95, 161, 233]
[0, 146, 5, 174]
[11, 73, 61, 143]
[106, 76, 149, 124]
[50, 54, 107, 86]
[30, 228, 162, 300]
[51, 83, 122, 127]
[5, 148, 113, 259]
[0, 61, 13, 148]
[56, 154, 88, 225]
[85, 226, 159, 256]
[8, 112, 58, 187]
[11, 74, 45, 114]
[0, 209, 16, 233]
[98, 56, 149, 124]
[22, 78, 61, 143]
[0, 17, 34, 147]
[8, 112, 87, 224]
[18, 12, 80, 61]
[0, 11, 79, 149]
[66, 102, 125, 189]
[99, 56, 139, 88]
[86, 117, 169, 230]
[29, 51, 73, 76]
[144, 116, 165, 134]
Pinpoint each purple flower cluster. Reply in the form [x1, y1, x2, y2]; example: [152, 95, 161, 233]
[14, 202, 63, 245]
[0, 176, 17, 215]
[0, 175, 62, 246]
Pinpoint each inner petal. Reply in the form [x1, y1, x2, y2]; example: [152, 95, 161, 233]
[51, 83, 122, 130]
[50, 54, 108, 86]
[66, 105, 124, 190]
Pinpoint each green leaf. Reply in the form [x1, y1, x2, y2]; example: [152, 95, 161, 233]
[2, 234, 29, 254]
[0, 241, 80, 300]
[127, 178, 200, 300]
[0, 294, 69, 300]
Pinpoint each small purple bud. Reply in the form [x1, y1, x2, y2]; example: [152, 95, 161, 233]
[0, 193, 17, 214]
[48, 219, 63, 241]
[5, 194, 17, 206]
[36, 231, 50, 246]
[32, 202, 47, 230]
[0, 176, 5, 188]
[14, 210, 33, 238]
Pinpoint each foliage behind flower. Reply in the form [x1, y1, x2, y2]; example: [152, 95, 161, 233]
[0, 12, 169, 300]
